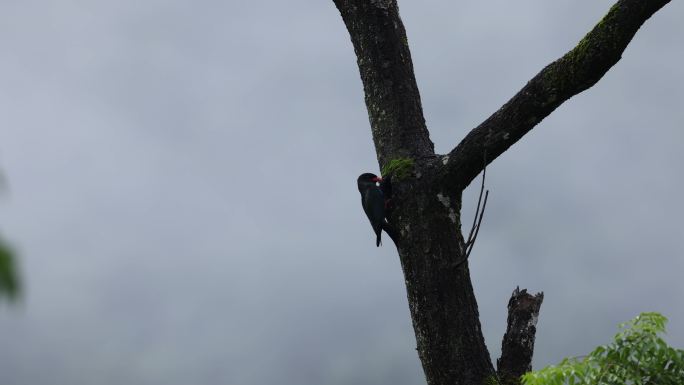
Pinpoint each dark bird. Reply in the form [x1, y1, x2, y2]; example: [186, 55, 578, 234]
[357, 173, 387, 247]
[379, 173, 393, 215]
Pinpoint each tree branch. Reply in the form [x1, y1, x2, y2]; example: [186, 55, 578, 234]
[497, 288, 544, 385]
[443, 0, 671, 190]
[333, 0, 435, 167]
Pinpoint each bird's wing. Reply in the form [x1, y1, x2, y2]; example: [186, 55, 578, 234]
[364, 187, 385, 227]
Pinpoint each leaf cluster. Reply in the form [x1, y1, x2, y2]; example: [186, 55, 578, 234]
[522, 312, 684, 385]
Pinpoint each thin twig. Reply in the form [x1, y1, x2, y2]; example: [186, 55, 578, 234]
[455, 152, 490, 267]
[465, 159, 486, 247]
[466, 190, 488, 258]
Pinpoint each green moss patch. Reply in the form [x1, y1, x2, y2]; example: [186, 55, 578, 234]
[381, 158, 414, 180]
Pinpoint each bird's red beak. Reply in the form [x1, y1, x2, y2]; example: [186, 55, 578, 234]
[372, 177, 383, 182]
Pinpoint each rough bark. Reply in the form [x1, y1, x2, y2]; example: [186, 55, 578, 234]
[332, 0, 434, 166]
[391, 174, 495, 385]
[332, 1, 671, 384]
[497, 288, 545, 385]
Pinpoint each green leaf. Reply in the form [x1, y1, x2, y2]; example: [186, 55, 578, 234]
[522, 313, 684, 385]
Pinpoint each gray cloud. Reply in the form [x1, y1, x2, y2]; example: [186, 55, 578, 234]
[0, 1, 683, 384]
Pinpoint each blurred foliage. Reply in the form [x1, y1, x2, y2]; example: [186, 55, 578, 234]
[522, 312, 684, 385]
[0, 236, 20, 301]
[0, 167, 21, 302]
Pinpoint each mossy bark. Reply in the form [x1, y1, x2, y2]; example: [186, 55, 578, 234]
[445, 0, 671, 190]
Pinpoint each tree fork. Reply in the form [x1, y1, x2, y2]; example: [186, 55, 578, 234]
[333, 0, 671, 384]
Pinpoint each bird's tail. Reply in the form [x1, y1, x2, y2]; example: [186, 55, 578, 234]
[375, 226, 382, 247]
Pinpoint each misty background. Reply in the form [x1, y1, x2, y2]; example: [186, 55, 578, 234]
[0, 1, 682, 384]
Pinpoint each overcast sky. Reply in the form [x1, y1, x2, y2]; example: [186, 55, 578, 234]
[0, 1, 682, 384]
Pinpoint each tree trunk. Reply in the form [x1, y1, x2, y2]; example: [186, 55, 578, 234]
[332, 0, 671, 384]
[392, 174, 495, 384]
[497, 289, 545, 385]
